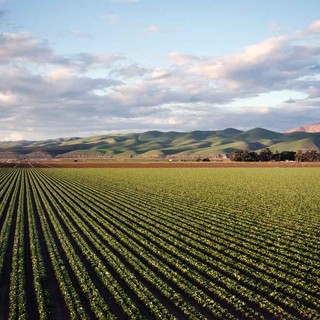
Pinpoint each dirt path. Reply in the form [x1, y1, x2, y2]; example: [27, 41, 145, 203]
[1, 160, 320, 168]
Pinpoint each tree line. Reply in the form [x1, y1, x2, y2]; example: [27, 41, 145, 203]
[230, 149, 320, 162]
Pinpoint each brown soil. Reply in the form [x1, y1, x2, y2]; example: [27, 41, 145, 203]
[1, 161, 320, 168]
[12, 161, 320, 168]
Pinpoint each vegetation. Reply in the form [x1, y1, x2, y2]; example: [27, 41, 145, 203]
[1, 127, 320, 158]
[230, 148, 320, 162]
[0, 168, 319, 319]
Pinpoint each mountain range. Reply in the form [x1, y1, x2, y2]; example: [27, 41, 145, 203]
[284, 124, 320, 133]
[1, 126, 320, 159]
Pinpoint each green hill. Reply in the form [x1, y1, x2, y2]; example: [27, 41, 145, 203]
[269, 137, 320, 152]
[237, 127, 282, 141]
[1, 128, 320, 158]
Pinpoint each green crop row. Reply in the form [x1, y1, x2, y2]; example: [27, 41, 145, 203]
[37, 168, 320, 319]
[8, 170, 27, 319]
[0, 167, 319, 319]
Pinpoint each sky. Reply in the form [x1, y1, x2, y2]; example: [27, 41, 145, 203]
[0, 0, 320, 140]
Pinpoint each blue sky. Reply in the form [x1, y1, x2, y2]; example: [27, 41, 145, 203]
[0, 0, 320, 140]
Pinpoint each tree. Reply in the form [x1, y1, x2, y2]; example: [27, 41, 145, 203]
[259, 148, 273, 162]
[247, 151, 259, 162]
[230, 151, 243, 161]
[295, 150, 303, 162]
[280, 151, 296, 161]
[272, 151, 281, 161]
[303, 150, 320, 162]
[241, 150, 251, 161]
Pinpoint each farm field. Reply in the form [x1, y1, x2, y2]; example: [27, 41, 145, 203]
[0, 168, 319, 319]
[2, 160, 320, 169]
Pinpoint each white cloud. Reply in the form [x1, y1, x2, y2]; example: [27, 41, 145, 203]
[0, 32, 53, 63]
[146, 25, 161, 33]
[294, 19, 320, 39]
[110, 64, 148, 77]
[168, 52, 200, 66]
[0, 91, 16, 104]
[305, 20, 320, 35]
[189, 29, 320, 93]
[2, 132, 23, 142]
[241, 36, 288, 62]
[1, 20, 320, 139]
[0, 32, 122, 73]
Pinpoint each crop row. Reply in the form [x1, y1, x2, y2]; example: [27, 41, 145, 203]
[30, 169, 223, 319]
[0, 168, 319, 319]
[34, 168, 319, 319]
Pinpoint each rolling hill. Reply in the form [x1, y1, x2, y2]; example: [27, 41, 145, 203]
[1, 127, 320, 159]
[285, 124, 320, 133]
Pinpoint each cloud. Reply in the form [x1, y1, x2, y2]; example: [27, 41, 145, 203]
[0, 32, 54, 63]
[168, 52, 200, 66]
[303, 20, 320, 36]
[189, 27, 320, 94]
[55, 53, 123, 72]
[110, 64, 149, 77]
[0, 67, 121, 103]
[146, 25, 161, 33]
[1, 20, 320, 140]
[0, 32, 122, 72]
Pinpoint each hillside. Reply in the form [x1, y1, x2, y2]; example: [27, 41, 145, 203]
[1, 127, 320, 159]
[285, 124, 320, 133]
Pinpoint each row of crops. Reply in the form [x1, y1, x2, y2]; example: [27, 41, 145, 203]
[0, 168, 319, 319]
